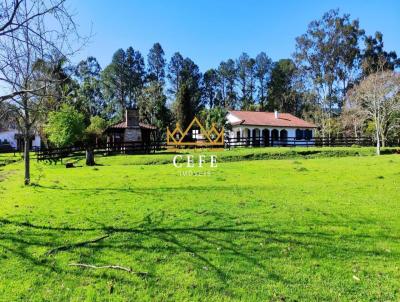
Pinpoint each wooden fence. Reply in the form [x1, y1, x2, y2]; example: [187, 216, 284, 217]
[35, 141, 161, 162]
[26, 136, 394, 162]
[0, 144, 18, 154]
[224, 136, 373, 148]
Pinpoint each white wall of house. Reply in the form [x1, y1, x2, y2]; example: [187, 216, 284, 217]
[226, 112, 316, 147]
[0, 129, 18, 148]
[32, 134, 41, 148]
[227, 125, 315, 146]
[0, 129, 41, 149]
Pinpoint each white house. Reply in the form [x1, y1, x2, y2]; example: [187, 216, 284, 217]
[0, 128, 41, 150]
[226, 110, 317, 146]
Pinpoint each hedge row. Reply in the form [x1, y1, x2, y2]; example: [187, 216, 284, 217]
[106, 147, 399, 166]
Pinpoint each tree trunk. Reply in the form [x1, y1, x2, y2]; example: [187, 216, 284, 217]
[24, 136, 30, 185]
[376, 131, 381, 156]
[85, 149, 95, 166]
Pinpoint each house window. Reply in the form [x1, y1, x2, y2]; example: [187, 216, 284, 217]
[192, 129, 199, 139]
[305, 129, 312, 140]
[236, 131, 240, 140]
[296, 129, 304, 140]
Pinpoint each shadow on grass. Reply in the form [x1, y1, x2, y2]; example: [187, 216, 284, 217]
[1, 211, 399, 287]
[30, 184, 258, 195]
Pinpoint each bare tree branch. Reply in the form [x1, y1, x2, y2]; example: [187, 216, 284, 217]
[348, 71, 400, 154]
[0, 0, 23, 33]
[69, 263, 148, 275]
[0, 86, 46, 102]
[0, 0, 89, 184]
[46, 234, 110, 255]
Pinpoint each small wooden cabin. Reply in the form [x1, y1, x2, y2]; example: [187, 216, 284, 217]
[105, 109, 156, 146]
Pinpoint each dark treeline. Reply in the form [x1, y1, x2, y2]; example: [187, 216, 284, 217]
[7, 9, 399, 142]
[3, 2, 399, 184]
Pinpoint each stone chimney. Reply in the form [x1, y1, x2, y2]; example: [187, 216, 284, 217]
[274, 110, 279, 119]
[125, 108, 139, 127]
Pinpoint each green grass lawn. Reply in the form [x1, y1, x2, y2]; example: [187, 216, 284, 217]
[0, 152, 22, 167]
[0, 148, 399, 301]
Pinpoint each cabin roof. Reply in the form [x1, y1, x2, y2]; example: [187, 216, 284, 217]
[107, 121, 157, 130]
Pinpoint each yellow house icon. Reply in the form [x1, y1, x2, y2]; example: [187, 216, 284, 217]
[167, 117, 224, 147]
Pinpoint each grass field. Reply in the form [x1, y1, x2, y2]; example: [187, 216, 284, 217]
[0, 152, 22, 167]
[0, 148, 399, 301]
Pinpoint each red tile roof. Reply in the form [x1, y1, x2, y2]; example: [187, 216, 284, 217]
[108, 121, 157, 130]
[229, 110, 317, 128]
[139, 122, 157, 130]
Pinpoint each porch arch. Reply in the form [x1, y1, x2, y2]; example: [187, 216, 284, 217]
[280, 129, 288, 146]
[243, 128, 250, 146]
[271, 129, 279, 146]
[252, 128, 260, 146]
[262, 129, 270, 146]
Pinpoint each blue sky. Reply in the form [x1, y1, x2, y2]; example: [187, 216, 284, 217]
[69, 0, 400, 72]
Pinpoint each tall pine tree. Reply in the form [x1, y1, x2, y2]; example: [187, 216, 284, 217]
[147, 43, 166, 84]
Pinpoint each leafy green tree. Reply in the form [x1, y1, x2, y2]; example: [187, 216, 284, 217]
[200, 107, 228, 130]
[85, 116, 108, 142]
[75, 56, 104, 117]
[45, 105, 85, 148]
[102, 49, 128, 117]
[125, 46, 146, 108]
[180, 58, 202, 85]
[137, 82, 170, 141]
[147, 43, 166, 84]
[179, 58, 203, 120]
[236, 53, 256, 109]
[46, 105, 107, 165]
[387, 111, 400, 146]
[294, 9, 365, 138]
[102, 47, 146, 118]
[255, 52, 272, 110]
[247, 57, 257, 108]
[167, 52, 184, 97]
[202, 69, 219, 108]
[168, 54, 203, 127]
[33, 55, 77, 112]
[267, 59, 299, 114]
[361, 32, 400, 77]
[217, 59, 237, 108]
[174, 83, 193, 129]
